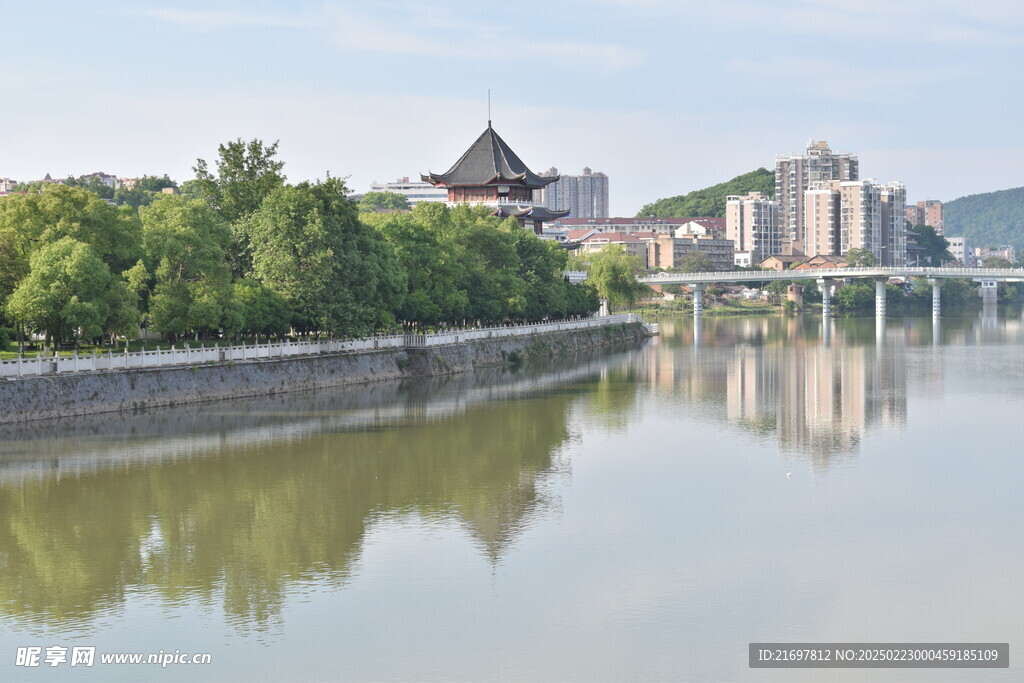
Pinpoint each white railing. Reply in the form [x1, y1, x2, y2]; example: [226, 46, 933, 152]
[0, 315, 644, 378]
[638, 266, 1024, 285]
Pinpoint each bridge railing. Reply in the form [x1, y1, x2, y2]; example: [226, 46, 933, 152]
[0, 314, 643, 378]
[638, 266, 1024, 284]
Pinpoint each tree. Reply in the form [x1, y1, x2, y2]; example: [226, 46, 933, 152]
[983, 256, 1014, 268]
[358, 192, 409, 213]
[191, 139, 287, 277]
[637, 168, 774, 218]
[245, 177, 404, 336]
[844, 247, 877, 267]
[134, 175, 177, 193]
[578, 245, 646, 310]
[910, 225, 952, 266]
[140, 195, 239, 340]
[0, 184, 143, 274]
[362, 205, 467, 325]
[192, 139, 286, 224]
[674, 251, 715, 273]
[5, 237, 138, 351]
[62, 175, 115, 200]
[233, 279, 292, 338]
[833, 282, 874, 311]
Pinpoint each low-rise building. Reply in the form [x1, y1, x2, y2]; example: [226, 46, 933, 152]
[975, 245, 1017, 264]
[577, 231, 650, 267]
[947, 236, 972, 266]
[647, 234, 735, 271]
[548, 216, 725, 237]
[369, 177, 448, 207]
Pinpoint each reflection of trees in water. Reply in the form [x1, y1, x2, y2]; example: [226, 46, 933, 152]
[0, 366, 596, 632]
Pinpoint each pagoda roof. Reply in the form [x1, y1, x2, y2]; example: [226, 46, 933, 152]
[422, 124, 559, 189]
[493, 204, 570, 221]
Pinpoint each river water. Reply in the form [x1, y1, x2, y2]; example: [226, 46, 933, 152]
[1, 311, 1022, 682]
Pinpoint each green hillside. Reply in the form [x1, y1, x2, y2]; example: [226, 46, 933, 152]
[636, 168, 774, 218]
[944, 187, 1024, 250]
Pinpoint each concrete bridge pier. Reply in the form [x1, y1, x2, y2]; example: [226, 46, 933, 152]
[978, 279, 998, 306]
[690, 283, 707, 318]
[932, 315, 941, 346]
[817, 279, 833, 318]
[927, 278, 943, 318]
[874, 279, 887, 318]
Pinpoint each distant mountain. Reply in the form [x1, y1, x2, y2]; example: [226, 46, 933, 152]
[636, 168, 774, 218]
[944, 187, 1024, 250]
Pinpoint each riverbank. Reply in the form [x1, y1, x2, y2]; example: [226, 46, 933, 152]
[0, 322, 650, 424]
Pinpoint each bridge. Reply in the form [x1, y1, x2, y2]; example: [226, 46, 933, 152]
[639, 266, 1024, 319]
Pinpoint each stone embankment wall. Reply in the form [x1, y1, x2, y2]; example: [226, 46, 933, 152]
[0, 324, 649, 424]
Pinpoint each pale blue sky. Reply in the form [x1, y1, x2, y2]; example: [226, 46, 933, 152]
[4, 0, 1023, 215]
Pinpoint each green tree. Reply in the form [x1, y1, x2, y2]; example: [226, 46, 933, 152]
[983, 256, 1014, 268]
[134, 175, 177, 193]
[141, 195, 239, 340]
[578, 245, 646, 310]
[5, 237, 138, 350]
[674, 251, 715, 273]
[833, 282, 875, 311]
[245, 177, 404, 336]
[233, 279, 292, 338]
[844, 247, 877, 267]
[63, 175, 115, 200]
[910, 225, 952, 266]
[191, 139, 286, 224]
[637, 168, 774, 218]
[358, 192, 410, 213]
[362, 205, 467, 325]
[0, 184, 143, 274]
[191, 139, 287, 277]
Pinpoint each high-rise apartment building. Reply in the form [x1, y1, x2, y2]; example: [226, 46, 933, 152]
[904, 200, 943, 233]
[802, 179, 906, 266]
[725, 192, 779, 264]
[776, 140, 858, 251]
[534, 166, 609, 218]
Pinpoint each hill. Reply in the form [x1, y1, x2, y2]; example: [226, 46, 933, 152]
[636, 168, 774, 218]
[944, 187, 1024, 250]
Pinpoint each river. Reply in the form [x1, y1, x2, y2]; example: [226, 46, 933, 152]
[1, 310, 1022, 681]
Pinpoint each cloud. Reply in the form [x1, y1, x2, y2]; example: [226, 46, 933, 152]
[131, 8, 314, 30]
[133, 3, 645, 73]
[727, 57, 972, 104]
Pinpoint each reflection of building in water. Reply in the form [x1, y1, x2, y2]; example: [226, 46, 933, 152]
[645, 318, 908, 470]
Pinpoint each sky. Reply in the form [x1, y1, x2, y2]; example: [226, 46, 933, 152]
[3, 0, 1024, 216]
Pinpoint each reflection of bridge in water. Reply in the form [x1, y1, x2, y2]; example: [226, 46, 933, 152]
[635, 310, 1023, 472]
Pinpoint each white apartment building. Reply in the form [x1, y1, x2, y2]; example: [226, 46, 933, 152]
[368, 177, 448, 206]
[726, 191, 779, 264]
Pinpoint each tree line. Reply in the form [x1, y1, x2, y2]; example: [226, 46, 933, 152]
[0, 139, 598, 352]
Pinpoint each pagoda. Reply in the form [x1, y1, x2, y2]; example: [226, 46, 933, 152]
[421, 123, 569, 234]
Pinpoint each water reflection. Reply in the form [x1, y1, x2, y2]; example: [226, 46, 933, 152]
[0, 354, 642, 633]
[641, 311, 1022, 471]
[1, 310, 1020, 648]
